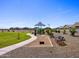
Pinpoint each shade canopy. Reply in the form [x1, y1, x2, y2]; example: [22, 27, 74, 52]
[35, 22, 45, 27]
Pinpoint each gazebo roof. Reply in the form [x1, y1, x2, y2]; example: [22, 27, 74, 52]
[35, 22, 45, 26]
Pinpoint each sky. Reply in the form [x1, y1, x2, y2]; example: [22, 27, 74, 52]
[0, 0, 79, 28]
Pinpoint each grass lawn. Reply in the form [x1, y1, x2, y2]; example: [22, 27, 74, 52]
[0, 32, 31, 48]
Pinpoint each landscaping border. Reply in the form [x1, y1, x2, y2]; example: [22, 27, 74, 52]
[0, 33, 37, 56]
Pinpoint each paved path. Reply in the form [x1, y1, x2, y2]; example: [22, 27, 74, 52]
[0, 33, 37, 56]
[0, 33, 79, 58]
[25, 35, 53, 47]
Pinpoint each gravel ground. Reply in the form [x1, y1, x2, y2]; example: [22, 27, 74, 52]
[0, 33, 79, 58]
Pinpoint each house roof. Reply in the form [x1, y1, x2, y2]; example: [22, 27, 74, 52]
[72, 22, 79, 27]
[64, 25, 72, 28]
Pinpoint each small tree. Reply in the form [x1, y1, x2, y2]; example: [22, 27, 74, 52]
[63, 29, 66, 34]
[70, 27, 76, 36]
[58, 29, 60, 33]
[46, 28, 54, 38]
[63, 25, 67, 34]
[17, 32, 20, 40]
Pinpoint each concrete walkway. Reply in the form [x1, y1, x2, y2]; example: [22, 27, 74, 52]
[25, 35, 53, 47]
[0, 33, 37, 56]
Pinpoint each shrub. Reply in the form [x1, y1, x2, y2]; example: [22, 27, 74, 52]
[45, 28, 54, 38]
[70, 27, 76, 36]
[63, 25, 67, 34]
[63, 29, 66, 34]
[58, 30, 60, 33]
[52, 29, 57, 32]
[37, 28, 44, 34]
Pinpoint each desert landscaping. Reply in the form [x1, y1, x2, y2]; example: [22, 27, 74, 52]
[0, 22, 79, 58]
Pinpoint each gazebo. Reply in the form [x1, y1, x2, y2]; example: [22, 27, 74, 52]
[34, 22, 46, 34]
[35, 22, 45, 28]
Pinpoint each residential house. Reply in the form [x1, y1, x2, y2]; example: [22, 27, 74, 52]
[72, 22, 79, 32]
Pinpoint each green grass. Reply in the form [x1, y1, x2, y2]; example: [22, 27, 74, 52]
[0, 32, 31, 48]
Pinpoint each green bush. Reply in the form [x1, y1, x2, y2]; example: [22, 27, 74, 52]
[52, 29, 57, 32]
[37, 28, 44, 34]
[45, 28, 54, 38]
[58, 29, 60, 33]
[55, 29, 60, 33]
[46, 28, 51, 34]
[70, 27, 76, 36]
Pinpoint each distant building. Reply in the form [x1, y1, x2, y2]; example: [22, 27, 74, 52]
[56, 25, 72, 33]
[72, 22, 79, 32]
[63, 25, 72, 29]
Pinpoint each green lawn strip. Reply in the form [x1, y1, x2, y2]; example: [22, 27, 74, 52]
[0, 32, 31, 48]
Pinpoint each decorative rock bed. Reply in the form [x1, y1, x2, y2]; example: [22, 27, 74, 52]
[54, 36, 67, 46]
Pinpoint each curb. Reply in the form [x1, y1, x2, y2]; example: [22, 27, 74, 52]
[47, 36, 53, 47]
